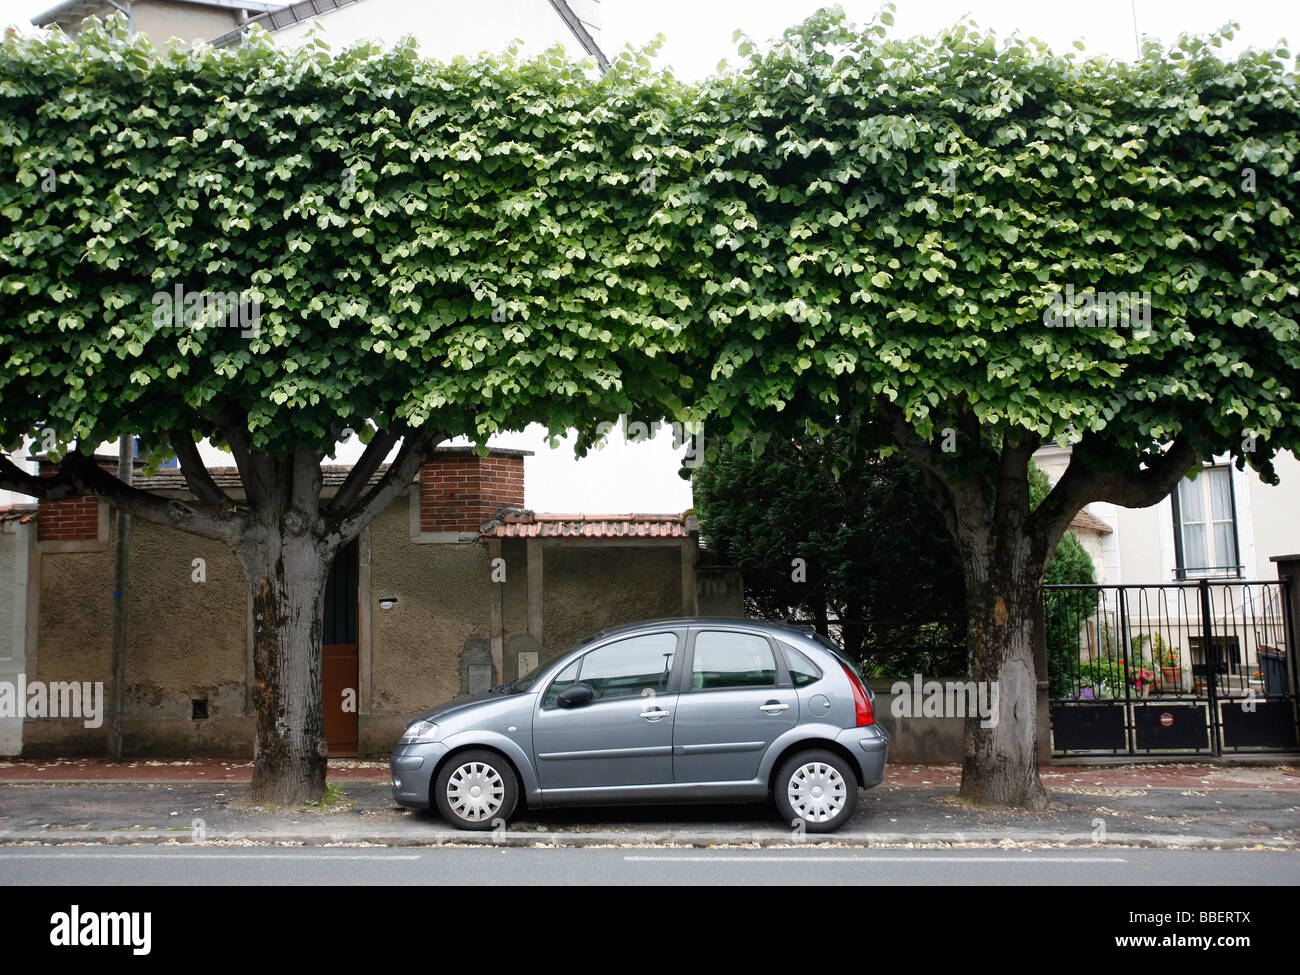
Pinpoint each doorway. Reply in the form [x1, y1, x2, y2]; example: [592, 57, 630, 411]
[322, 537, 360, 757]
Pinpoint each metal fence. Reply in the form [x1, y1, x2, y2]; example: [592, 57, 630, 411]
[1045, 579, 1298, 756]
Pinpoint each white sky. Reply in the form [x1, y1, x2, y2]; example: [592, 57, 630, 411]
[1, 1, 1295, 512]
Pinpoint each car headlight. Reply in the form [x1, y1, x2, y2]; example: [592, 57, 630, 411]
[399, 719, 439, 745]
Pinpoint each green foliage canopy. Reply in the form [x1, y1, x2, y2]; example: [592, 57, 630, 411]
[0, 22, 700, 460]
[675, 8, 1300, 485]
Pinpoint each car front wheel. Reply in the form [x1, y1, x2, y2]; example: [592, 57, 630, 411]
[434, 749, 518, 831]
[774, 749, 858, 833]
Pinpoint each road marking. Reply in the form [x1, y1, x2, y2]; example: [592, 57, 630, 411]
[0, 852, 420, 860]
[623, 854, 1128, 863]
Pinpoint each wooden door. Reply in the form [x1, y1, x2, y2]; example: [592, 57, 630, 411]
[322, 538, 359, 757]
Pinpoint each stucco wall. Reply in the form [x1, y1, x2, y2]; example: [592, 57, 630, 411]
[23, 519, 249, 757]
[540, 543, 683, 660]
[368, 496, 491, 716]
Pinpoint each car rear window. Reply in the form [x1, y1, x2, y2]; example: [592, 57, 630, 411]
[780, 642, 823, 687]
[807, 631, 867, 684]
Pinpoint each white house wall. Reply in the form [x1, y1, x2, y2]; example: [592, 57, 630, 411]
[1035, 445, 1299, 589]
[1244, 450, 1300, 578]
[269, 0, 599, 62]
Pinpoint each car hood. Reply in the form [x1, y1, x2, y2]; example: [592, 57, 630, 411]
[412, 687, 516, 724]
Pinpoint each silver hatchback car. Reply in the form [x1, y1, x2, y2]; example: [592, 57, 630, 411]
[390, 617, 889, 832]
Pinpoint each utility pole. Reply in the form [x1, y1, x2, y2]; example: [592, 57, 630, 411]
[107, 435, 131, 761]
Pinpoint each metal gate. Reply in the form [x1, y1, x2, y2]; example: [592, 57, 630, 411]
[1046, 580, 1299, 756]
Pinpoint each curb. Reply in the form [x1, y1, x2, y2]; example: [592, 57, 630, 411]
[1, 829, 1295, 851]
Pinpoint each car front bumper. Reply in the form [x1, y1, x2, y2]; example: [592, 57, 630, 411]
[389, 742, 448, 810]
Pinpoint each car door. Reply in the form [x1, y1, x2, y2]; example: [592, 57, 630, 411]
[531, 630, 682, 793]
[672, 628, 799, 783]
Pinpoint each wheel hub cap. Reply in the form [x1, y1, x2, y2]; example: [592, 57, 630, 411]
[788, 762, 847, 824]
[447, 762, 504, 822]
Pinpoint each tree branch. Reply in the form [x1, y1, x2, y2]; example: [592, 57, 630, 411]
[876, 397, 991, 533]
[170, 436, 236, 510]
[1030, 436, 1199, 550]
[0, 449, 245, 541]
[992, 429, 1042, 529]
[329, 430, 446, 543]
[327, 425, 402, 517]
[214, 403, 279, 512]
[290, 448, 324, 521]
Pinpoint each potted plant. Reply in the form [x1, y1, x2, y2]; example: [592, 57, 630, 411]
[1152, 633, 1182, 689]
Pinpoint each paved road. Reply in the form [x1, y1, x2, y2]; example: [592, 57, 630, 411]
[2, 845, 1296, 885]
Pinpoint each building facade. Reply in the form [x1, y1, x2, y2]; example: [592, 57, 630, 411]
[4, 448, 737, 758]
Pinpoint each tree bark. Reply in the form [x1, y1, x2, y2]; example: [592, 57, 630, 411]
[955, 521, 1049, 810]
[240, 522, 331, 806]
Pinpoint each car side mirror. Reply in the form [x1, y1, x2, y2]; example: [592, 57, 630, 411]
[556, 682, 594, 709]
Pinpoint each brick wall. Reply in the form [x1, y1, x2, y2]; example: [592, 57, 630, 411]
[36, 460, 112, 543]
[419, 452, 525, 533]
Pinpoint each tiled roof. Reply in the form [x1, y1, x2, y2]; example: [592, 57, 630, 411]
[134, 465, 376, 492]
[484, 512, 695, 539]
[1070, 509, 1113, 535]
[0, 505, 38, 524]
[130, 446, 531, 492]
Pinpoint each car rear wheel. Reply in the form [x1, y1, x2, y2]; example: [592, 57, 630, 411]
[434, 749, 518, 831]
[774, 749, 858, 833]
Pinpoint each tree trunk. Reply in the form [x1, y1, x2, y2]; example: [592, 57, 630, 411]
[240, 524, 331, 805]
[956, 526, 1049, 810]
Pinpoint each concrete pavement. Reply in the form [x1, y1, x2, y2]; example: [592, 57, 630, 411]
[1, 759, 1296, 850]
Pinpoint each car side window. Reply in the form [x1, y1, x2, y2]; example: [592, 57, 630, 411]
[780, 642, 823, 687]
[576, 633, 678, 703]
[541, 659, 581, 710]
[691, 631, 777, 690]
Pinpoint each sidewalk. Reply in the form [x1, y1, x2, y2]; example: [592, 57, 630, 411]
[2, 759, 1296, 849]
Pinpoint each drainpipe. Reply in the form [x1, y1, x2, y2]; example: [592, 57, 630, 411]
[106, 435, 131, 761]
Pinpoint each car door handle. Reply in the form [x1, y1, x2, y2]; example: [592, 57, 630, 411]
[640, 708, 671, 720]
[760, 702, 790, 713]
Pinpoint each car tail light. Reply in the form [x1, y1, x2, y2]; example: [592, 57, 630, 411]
[842, 664, 875, 727]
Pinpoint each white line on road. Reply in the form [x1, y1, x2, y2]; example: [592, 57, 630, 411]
[0, 852, 421, 860]
[624, 855, 1128, 863]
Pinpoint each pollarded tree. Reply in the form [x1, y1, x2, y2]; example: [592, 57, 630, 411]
[675, 8, 1300, 806]
[0, 23, 699, 802]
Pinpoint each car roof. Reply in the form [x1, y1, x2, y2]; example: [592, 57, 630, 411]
[592, 616, 820, 640]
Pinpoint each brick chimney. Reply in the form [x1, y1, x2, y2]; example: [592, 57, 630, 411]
[35, 458, 116, 543]
[418, 449, 526, 533]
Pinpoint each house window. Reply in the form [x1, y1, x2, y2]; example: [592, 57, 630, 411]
[1172, 466, 1240, 579]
